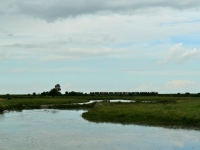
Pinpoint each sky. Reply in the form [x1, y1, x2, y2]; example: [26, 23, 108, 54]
[1, 0, 200, 94]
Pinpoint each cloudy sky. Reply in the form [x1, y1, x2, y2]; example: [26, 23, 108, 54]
[1, 0, 200, 94]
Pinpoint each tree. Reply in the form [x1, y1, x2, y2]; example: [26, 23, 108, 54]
[49, 84, 62, 98]
[55, 84, 61, 92]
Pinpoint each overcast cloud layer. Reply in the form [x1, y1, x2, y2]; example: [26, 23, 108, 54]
[0, 0, 200, 94]
[1, 0, 200, 21]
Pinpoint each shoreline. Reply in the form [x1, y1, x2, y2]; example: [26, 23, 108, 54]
[1, 96, 200, 130]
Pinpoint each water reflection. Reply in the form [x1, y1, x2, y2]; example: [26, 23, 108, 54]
[77, 99, 135, 105]
[50, 110, 59, 114]
[0, 113, 5, 120]
[0, 109, 200, 150]
[14, 110, 23, 112]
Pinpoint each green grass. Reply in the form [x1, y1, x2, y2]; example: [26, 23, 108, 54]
[1, 98, 88, 105]
[82, 97, 200, 129]
[0, 96, 90, 111]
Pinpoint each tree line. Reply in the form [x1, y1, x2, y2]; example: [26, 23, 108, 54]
[40, 84, 86, 98]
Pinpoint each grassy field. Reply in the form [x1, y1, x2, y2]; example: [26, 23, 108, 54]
[0, 95, 135, 110]
[82, 96, 200, 129]
[0, 95, 136, 111]
[0, 96, 91, 111]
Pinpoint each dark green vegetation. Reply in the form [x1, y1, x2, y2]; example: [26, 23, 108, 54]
[0, 96, 89, 111]
[82, 96, 200, 129]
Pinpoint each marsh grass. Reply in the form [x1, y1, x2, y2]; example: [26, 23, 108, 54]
[82, 97, 200, 129]
[0, 97, 89, 111]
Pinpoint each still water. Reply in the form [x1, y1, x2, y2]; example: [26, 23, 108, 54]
[0, 109, 200, 150]
[77, 99, 135, 105]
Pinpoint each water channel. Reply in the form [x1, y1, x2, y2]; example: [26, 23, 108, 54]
[0, 109, 200, 150]
[77, 99, 135, 105]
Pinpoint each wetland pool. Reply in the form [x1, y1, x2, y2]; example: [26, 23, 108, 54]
[0, 109, 200, 150]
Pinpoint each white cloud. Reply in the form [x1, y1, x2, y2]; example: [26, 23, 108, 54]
[1, 8, 200, 55]
[40, 47, 127, 61]
[1, 10, 200, 64]
[0, 49, 10, 62]
[162, 80, 192, 91]
[0, 43, 126, 62]
[158, 43, 200, 64]
[133, 84, 158, 92]
[133, 80, 196, 93]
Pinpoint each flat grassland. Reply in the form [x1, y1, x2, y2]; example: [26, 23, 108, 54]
[0, 95, 135, 110]
[0, 96, 90, 110]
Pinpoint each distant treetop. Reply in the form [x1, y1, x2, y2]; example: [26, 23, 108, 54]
[55, 84, 61, 92]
